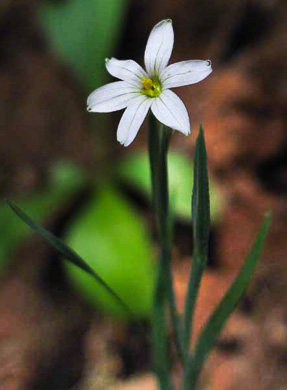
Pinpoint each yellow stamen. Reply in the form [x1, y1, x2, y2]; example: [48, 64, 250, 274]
[142, 77, 153, 90]
[141, 76, 162, 97]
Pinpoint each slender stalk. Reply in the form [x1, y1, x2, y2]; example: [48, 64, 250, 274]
[148, 114, 184, 389]
[182, 355, 201, 390]
[153, 245, 173, 390]
[183, 253, 206, 352]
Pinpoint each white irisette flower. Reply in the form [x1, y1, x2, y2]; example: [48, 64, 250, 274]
[87, 19, 212, 147]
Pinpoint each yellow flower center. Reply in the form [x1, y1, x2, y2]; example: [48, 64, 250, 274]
[141, 76, 162, 97]
[142, 78, 153, 90]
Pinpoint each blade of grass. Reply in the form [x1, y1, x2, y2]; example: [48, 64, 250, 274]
[183, 212, 271, 390]
[7, 199, 133, 317]
[192, 126, 210, 257]
[183, 126, 210, 356]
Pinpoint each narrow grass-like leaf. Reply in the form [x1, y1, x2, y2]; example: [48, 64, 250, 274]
[183, 126, 210, 354]
[7, 199, 133, 317]
[192, 125, 210, 256]
[183, 212, 271, 389]
[118, 151, 222, 223]
[0, 161, 86, 272]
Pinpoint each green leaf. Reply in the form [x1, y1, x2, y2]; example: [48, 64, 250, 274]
[117, 150, 222, 223]
[0, 162, 86, 273]
[183, 212, 272, 389]
[37, 0, 128, 89]
[192, 126, 210, 257]
[7, 198, 133, 318]
[183, 127, 210, 357]
[64, 186, 155, 319]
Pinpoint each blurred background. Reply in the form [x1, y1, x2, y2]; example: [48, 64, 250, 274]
[1, 0, 287, 389]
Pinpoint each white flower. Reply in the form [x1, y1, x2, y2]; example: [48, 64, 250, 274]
[87, 19, 212, 147]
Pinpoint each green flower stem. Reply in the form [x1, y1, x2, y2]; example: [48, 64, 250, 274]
[153, 249, 174, 390]
[148, 114, 170, 238]
[148, 114, 184, 389]
[183, 253, 206, 354]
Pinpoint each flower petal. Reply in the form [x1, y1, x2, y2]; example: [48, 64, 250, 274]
[106, 58, 148, 87]
[144, 19, 174, 77]
[87, 81, 140, 113]
[161, 60, 212, 89]
[117, 96, 152, 147]
[151, 90, 190, 135]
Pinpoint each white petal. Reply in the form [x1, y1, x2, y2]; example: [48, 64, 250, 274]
[117, 96, 152, 147]
[151, 90, 190, 135]
[106, 58, 148, 87]
[161, 60, 212, 89]
[144, 19, 174, 77]
[87, 81, 140, 113]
